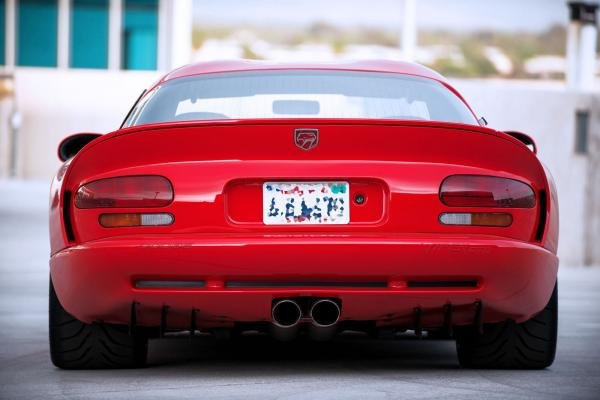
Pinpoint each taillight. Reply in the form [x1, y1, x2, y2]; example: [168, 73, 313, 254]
[440, 175, 535, 208]
[75, 176, 173, 209]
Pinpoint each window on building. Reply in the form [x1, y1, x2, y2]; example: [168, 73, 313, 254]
[575, 110, 590, 155]
[17, 0, 58, 67]
[1, 0, 5, 65]
[122, 0, 158, 70]
[70, 0, 109, 69]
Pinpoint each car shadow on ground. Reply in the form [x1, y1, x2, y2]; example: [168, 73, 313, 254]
[147, 333, 460, 371]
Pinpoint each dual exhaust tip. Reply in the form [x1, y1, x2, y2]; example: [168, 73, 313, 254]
[271, 298, 340, 341]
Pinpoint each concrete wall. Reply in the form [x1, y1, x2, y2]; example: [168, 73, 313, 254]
[0, 76, 16, 179]
[584, 95, 600, 265]
[453, 79, 599, 266]
[9, 69, 161, 179]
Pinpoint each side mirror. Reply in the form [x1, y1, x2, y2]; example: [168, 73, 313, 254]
[503, 131, 537, 154]
[58, 133, 102, 162]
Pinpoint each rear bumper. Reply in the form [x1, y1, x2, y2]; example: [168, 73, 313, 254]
[50, 234, 558, 329]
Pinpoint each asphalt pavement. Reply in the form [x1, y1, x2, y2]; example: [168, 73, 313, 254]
[1, 180, 599, 400]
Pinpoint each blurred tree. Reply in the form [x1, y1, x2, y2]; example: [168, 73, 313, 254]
[192, 23, 587, 80]
[460, 39, 497, 77]
[241, 43, 263, 60]
[431, 57, 472, 77]
[332, 38, 347, 54]
[192, 26, 232, 49]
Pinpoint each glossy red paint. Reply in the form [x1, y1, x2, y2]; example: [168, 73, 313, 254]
[50, 234, 557, 328]
[49, 62, 559, 331]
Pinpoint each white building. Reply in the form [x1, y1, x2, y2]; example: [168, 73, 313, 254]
[0, 0, 192, 177]
[0, 0, 192, 71]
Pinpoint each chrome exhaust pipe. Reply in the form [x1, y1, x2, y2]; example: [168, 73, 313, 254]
[308, 299, 340, 341]
[271, 299, 302, 341]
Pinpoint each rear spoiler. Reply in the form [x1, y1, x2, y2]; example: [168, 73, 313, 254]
[58, 133, 102, 162]
[503, 131, 537, 154]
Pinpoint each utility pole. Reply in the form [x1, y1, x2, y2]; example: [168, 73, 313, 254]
[401, 0, 417, 62]
[566, 2, 598, 91]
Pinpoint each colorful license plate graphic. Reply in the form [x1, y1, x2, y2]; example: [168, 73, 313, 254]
[263, 182, 350, 225]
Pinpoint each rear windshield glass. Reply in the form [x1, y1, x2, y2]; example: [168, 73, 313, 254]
[124, 70, 477, 127]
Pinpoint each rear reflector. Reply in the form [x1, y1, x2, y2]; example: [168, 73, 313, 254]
[225, 281, 388, 288]
[407, 280, 478, 288]
[439, 212, 512, 227]
[135, 280, 205, 289]
[75, 175, 173, 208]
[440, 175, 535, 208]
[99, 213, 174, 228]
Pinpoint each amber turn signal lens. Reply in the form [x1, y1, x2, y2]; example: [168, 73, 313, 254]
[99, 213, 173, 228]
[439, 212, 512, 227]
[99, 213, 141, 227]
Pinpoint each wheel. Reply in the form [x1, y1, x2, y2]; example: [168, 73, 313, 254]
[49, 279, 148, 369]
[455, 282, 557, 369]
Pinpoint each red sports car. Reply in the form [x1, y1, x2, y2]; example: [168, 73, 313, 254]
[49, 60, 558, 370]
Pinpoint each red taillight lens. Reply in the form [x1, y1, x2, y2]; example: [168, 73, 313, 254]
[440, 175, 535, 208]
[75, 176, 173, 209]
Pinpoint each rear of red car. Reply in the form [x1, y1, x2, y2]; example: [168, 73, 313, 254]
[48, 63, 558, 370]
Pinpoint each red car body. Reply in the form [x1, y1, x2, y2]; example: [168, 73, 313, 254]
[49, 61, 558, 354]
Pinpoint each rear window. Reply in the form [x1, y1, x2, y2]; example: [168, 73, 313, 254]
[124, 70, 477, 127]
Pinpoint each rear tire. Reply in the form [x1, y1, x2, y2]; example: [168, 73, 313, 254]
[49, 279, 148, 369]
[455, 283, 557, 369]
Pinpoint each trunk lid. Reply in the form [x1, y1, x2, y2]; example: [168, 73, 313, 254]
[65, 119, 547, 244]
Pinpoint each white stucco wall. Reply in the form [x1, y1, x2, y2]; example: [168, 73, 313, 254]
[10, 68, 161, 179]
[158, 0, 194, 71]
[0, 96, 14, 179]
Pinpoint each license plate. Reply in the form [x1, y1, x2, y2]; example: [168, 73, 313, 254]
[263, 181, 350, 225]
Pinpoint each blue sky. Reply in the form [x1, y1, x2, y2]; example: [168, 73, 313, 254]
[193, 0, 572, 32]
